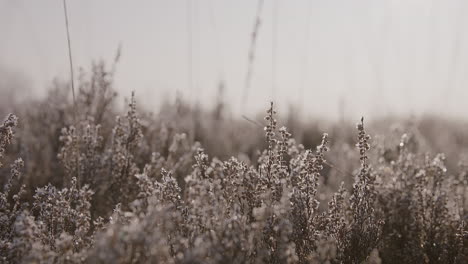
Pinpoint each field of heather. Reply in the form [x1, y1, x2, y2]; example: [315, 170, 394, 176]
[0, 62, 467, 263]
[2, 1, 468, 263]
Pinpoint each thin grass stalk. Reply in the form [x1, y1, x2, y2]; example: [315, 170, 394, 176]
[62, 0, 77, 123]
[242, 0, 264, 111]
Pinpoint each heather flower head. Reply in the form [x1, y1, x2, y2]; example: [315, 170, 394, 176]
[194, 148, 209, 178]
[264, 101, 277, 151]
[0, 114, 18, 168]
[4, 158, 24, 197]
[277, 126, 292, 175]
[356, 117, 371, 168]
[313, 133, 329, 172]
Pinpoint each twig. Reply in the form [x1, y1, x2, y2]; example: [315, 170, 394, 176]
[242, 115, 263, 127]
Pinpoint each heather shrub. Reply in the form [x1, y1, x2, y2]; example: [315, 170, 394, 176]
[376, 134, 467, 263]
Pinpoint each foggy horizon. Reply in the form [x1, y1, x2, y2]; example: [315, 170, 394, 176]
[2, 0, 468, 120]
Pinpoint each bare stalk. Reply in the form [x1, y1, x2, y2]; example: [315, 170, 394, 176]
[62, 0, 77, 123]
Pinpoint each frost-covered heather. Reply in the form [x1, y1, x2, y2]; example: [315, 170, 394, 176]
[0, 62, 467, 263]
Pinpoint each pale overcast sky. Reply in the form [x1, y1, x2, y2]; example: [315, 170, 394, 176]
[1, 0, 468, 120]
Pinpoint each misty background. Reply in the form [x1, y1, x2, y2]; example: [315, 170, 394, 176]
[1, 0, 467, 120]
